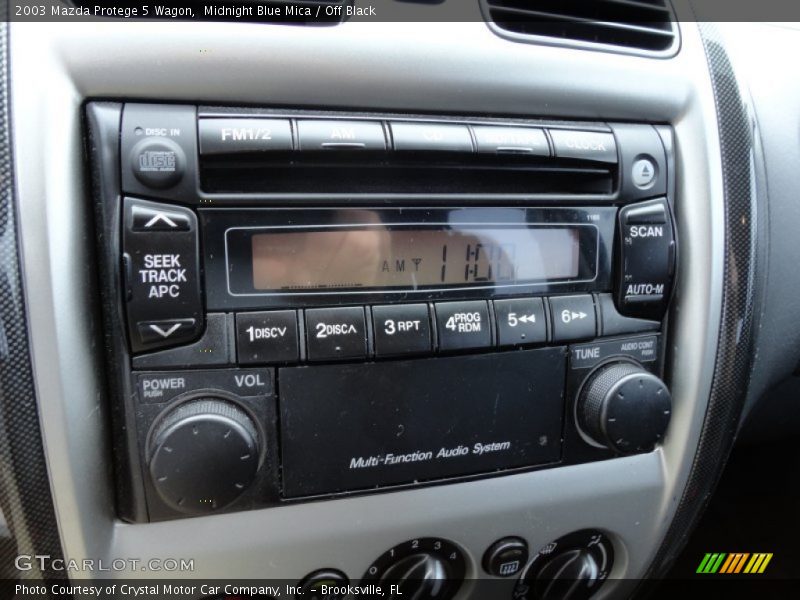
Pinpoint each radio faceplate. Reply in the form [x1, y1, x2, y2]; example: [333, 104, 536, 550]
[88, 102, 676, 522]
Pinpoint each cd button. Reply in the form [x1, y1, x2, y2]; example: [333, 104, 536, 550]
[549, 295, 597, 342]
[305, 307, 368, 361]
[494, 297, 547, 347]
[435, 301, 492, 352]
[236, 311, 300, 365]
[372, 304, 432, 357]
[390, 122, 473, 152]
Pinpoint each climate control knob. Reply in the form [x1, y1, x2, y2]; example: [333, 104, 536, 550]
[578, 361, 671, 454]
[380, 553, 450, 599]
[362, 538, 466, 600]
[514, 530, 614, 600]
[147, 397, 261, 515]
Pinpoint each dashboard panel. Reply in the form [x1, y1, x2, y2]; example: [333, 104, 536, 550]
[4, 3, 797, 599]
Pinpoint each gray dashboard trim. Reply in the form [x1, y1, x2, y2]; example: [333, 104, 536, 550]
[645, 21, 762, 578]
[0, 14, 66, 583]
[11, 10, 723, 596]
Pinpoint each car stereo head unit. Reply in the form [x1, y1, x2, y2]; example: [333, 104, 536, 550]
[87, 102, 676, 523]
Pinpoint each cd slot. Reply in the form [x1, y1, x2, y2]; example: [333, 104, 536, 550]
[199, 151, 616, 195]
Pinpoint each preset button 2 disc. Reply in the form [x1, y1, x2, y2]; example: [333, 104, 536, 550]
[305, 307, 368, 361]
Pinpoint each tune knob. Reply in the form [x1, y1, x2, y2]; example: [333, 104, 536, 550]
[578, 361, 671, 454]
[147, 397, 261, 515]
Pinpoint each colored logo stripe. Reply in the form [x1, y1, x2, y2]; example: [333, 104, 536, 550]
[744, 553, 773, 574]
[720, 553, 749, 573]
[697, 552, 773, 574]
[697, 553, 726, 573]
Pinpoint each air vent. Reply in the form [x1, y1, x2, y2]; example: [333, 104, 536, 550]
[67, 1, 350, 25]
[481, 0, 679, 56]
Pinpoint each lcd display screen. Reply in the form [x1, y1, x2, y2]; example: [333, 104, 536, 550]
[248, 226, 581, 292]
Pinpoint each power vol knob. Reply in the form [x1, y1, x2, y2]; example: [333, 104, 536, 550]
[578, 361, 671, 454]
[147, 397, 261, 515]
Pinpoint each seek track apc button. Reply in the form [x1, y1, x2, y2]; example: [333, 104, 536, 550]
[123, 198, 203, 353]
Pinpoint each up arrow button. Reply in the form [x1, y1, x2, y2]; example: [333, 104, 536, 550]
[131, 204, 191, 231]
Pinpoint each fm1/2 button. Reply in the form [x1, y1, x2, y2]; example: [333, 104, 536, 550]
[305, 307, 367, 362]
[236, 311, 299, 365]
[372, 304, 432, 357]
[435, 301, 492, 352]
